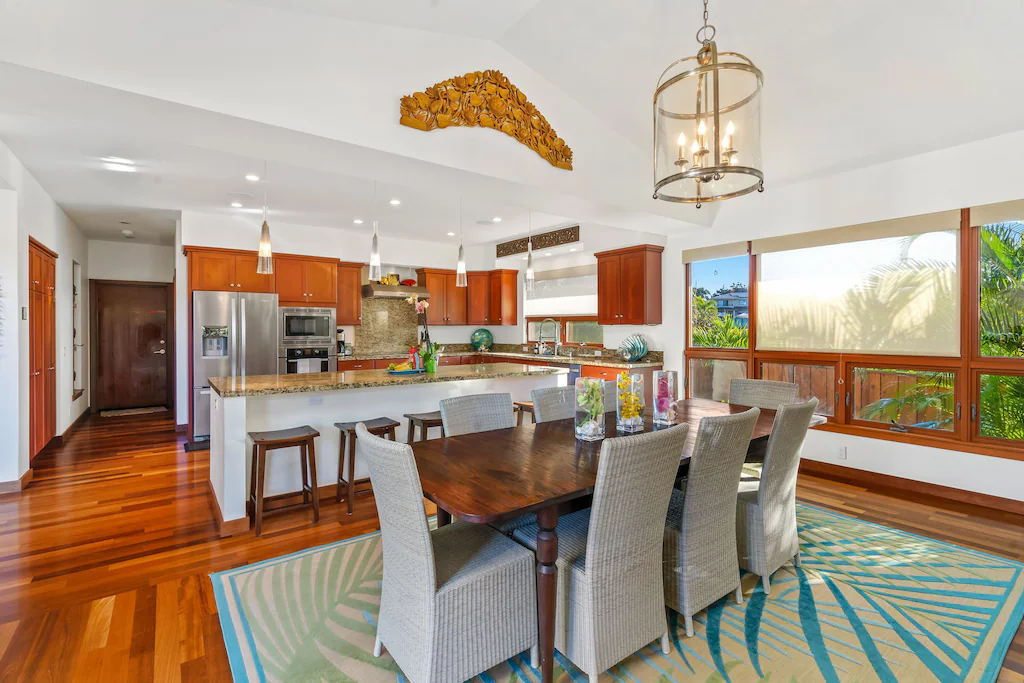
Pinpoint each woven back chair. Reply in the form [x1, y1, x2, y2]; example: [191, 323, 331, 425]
[360, 423, 539, 683]
[729, 379, 799, 409]
[664, 407, 759, 636]
[531, 386, 575, 423]
[439, 392, 515, 437]
[737, 397, 818, 593]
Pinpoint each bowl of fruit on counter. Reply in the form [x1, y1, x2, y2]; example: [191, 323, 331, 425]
[386, 348, 427, 375]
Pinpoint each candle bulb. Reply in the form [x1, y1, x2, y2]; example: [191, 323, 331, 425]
[677, 131, 686, 159]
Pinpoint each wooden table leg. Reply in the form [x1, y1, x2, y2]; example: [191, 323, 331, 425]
[436, 509, 452, 527]
[535, 505, 559, 683]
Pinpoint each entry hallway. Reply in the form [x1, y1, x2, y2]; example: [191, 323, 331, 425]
[0, 413, 1022, 681]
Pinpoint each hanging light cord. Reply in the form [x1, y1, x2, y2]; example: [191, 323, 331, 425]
[262, 160, 268, 223]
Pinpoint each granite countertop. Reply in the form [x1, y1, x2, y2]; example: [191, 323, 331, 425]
[474, 351, 663, 369]
[209, 362, 568, 398]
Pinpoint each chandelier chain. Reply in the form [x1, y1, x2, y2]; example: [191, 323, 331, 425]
[696, 0, 715, 44]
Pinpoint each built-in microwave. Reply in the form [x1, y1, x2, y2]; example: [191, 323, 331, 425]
[279, 307, 336, 345]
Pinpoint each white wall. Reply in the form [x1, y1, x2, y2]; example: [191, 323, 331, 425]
[0, 189, 19, 481]
[0, 141, 89, 482]
[87, 240, 175, 283]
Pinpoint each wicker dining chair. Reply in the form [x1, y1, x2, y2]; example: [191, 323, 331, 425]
[663, 407, 759, 637]
[531, 385, 575, 423]
[728, 379, 799, 409]
[512, 425, 690, 683]
[439, 392, 515, 437]
[358, 424, 539, 683]
[736, 398, 818, 594]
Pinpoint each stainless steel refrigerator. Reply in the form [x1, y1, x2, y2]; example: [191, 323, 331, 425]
[193, 291, 278, 440]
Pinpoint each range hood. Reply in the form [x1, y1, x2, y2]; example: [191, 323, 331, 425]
[361, 282, 431, 300]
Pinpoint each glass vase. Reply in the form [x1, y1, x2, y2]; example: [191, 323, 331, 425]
[424, 357, 438, 373]
[575, 377, 606, 441]
[616, 372, 645, 433]
[653, 370, 678, 425]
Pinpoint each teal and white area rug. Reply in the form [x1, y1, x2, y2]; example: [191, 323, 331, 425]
[211, 504, 1024, 682]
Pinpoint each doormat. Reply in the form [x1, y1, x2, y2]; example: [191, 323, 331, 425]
[99, 406, 168, 417]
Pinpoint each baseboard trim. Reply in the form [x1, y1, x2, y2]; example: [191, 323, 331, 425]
[55, 407, 91, 446]
[175, 423, 187, 433]
[206, 479, 250, 537]
[799, 459, 1024, 516]
[0, 468, 34, 496]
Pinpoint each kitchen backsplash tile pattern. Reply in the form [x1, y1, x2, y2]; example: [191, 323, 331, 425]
[353, 298, 419, 355]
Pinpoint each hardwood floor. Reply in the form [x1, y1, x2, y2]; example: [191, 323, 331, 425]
[0, 411, 1021, 681]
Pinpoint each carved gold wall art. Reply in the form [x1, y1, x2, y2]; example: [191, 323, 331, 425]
[400, 70, 573, 171]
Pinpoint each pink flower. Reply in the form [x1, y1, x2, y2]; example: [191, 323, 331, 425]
[416, 300, 429, 314]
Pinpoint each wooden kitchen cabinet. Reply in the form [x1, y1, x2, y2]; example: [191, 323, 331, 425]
[373, 358, 409, 369]
[417, 268, 467, 326]
[444, 272, 467, 325]
[595, 244, 663, 325]
[276, 256, 338, 306]
[336, 263, 363, 325]
[466, 272, 490, 325]
[188, 248, 274, 293]
[489, 269, 518, 325]
[338, 359, 373, 371]
[438, 356, 462, 366]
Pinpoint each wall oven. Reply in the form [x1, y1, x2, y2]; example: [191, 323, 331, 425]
[279, 307, 336, 346]
[279, 346, 337, 374]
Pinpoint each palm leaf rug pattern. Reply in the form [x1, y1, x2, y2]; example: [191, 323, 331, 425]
[211, 504, 1024, 682]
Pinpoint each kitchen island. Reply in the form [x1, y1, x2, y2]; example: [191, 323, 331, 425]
[207, 362, 568, 533]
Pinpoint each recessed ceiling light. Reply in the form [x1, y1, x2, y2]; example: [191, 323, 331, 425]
[569, 247, 577, 252]
[101, 156, 133, 165]
[545, 252, 552, 256]
[522, 256, 528, 261]
[446, 231, 455, 236]
[353, 219, 364, 225]
[121, 229, 135, 239]
[231, 201, 243, 208]
[493, 217, 502, 223]
[389, 199, 401, 206]
[102, 161, 136, 173]
[245, 174, 260, 182]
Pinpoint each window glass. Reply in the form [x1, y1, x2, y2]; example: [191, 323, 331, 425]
[758, 230, 959, 355]
[688, 358, 747, 402]
[979, 374, 1024, 441]
[566, 320, 603, 345]
[851, 367, 955, 432]
[690, 255, 749, 349]
[759, 362, 835, 416]
[979, 222, 1024, 358]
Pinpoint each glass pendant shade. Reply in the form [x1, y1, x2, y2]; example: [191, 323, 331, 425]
[653, 39, 763, 206]
[368, 221, 382, 282]
[456, 244, 467, 287]
[256, 219, 273, 274]
[525, 240, 535, 292]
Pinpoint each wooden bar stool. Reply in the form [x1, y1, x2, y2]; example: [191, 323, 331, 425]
[403, 411, 445, 443]
[247, 425, 320, 536]
[514, 401, 534, 425]
[335, 417, 400, 514]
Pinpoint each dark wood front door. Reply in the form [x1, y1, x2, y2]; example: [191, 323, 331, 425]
[92, 282, 172, 410]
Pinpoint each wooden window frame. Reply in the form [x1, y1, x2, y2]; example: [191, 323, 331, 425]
[525, 315, 604, 348]
[682, 208, 1024, 462]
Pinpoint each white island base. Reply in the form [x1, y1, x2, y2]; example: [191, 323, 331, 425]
[208, 364, 567, 531]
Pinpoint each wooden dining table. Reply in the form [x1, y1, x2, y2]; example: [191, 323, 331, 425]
[410, 398, 813, 683]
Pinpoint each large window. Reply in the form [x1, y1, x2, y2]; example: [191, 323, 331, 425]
[690, 255, 749, 349]
[526, 316, 603, 347]
[758, 231, 959, 356]
[979, 222, 1024, 358]
[682, 202, 1024, 459]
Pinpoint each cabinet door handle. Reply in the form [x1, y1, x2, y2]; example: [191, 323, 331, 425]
[48, 366, 55, 370]
[33, 371, 40, 376]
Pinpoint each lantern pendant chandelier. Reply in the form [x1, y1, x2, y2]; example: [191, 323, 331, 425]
[653, 0, 764, 207]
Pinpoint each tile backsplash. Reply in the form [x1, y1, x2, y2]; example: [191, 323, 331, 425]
[353, 298, 419, 355]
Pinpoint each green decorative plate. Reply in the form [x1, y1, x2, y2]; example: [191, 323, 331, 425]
[470, 328, 494, 351]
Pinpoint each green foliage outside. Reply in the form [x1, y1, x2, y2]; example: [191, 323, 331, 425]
[691, 291, 748, 349]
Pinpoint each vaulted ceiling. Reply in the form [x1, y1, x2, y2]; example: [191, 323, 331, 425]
[0, 0, 1021, 246]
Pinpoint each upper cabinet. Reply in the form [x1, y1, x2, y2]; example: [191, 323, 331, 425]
[274, 256, 337, 306]
[595, 244, 663, 325]
[417, 268, 466, 326]
[488, 270, 518, 325]
[189, 249, 274, 293]
[418, 268, 517, 326]
[336, 262, 363, 326]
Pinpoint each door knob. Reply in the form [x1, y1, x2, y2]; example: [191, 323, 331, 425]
[154, 349, 166, 354]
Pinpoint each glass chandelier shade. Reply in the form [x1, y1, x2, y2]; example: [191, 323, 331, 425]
[525, 239, 535, 292]
[455, 198, 467, 287]
[368, 220, 382, 282]
[653, 21, 763, 207]
[256, 161, 273, 274]
[256, 218, 273, 274]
